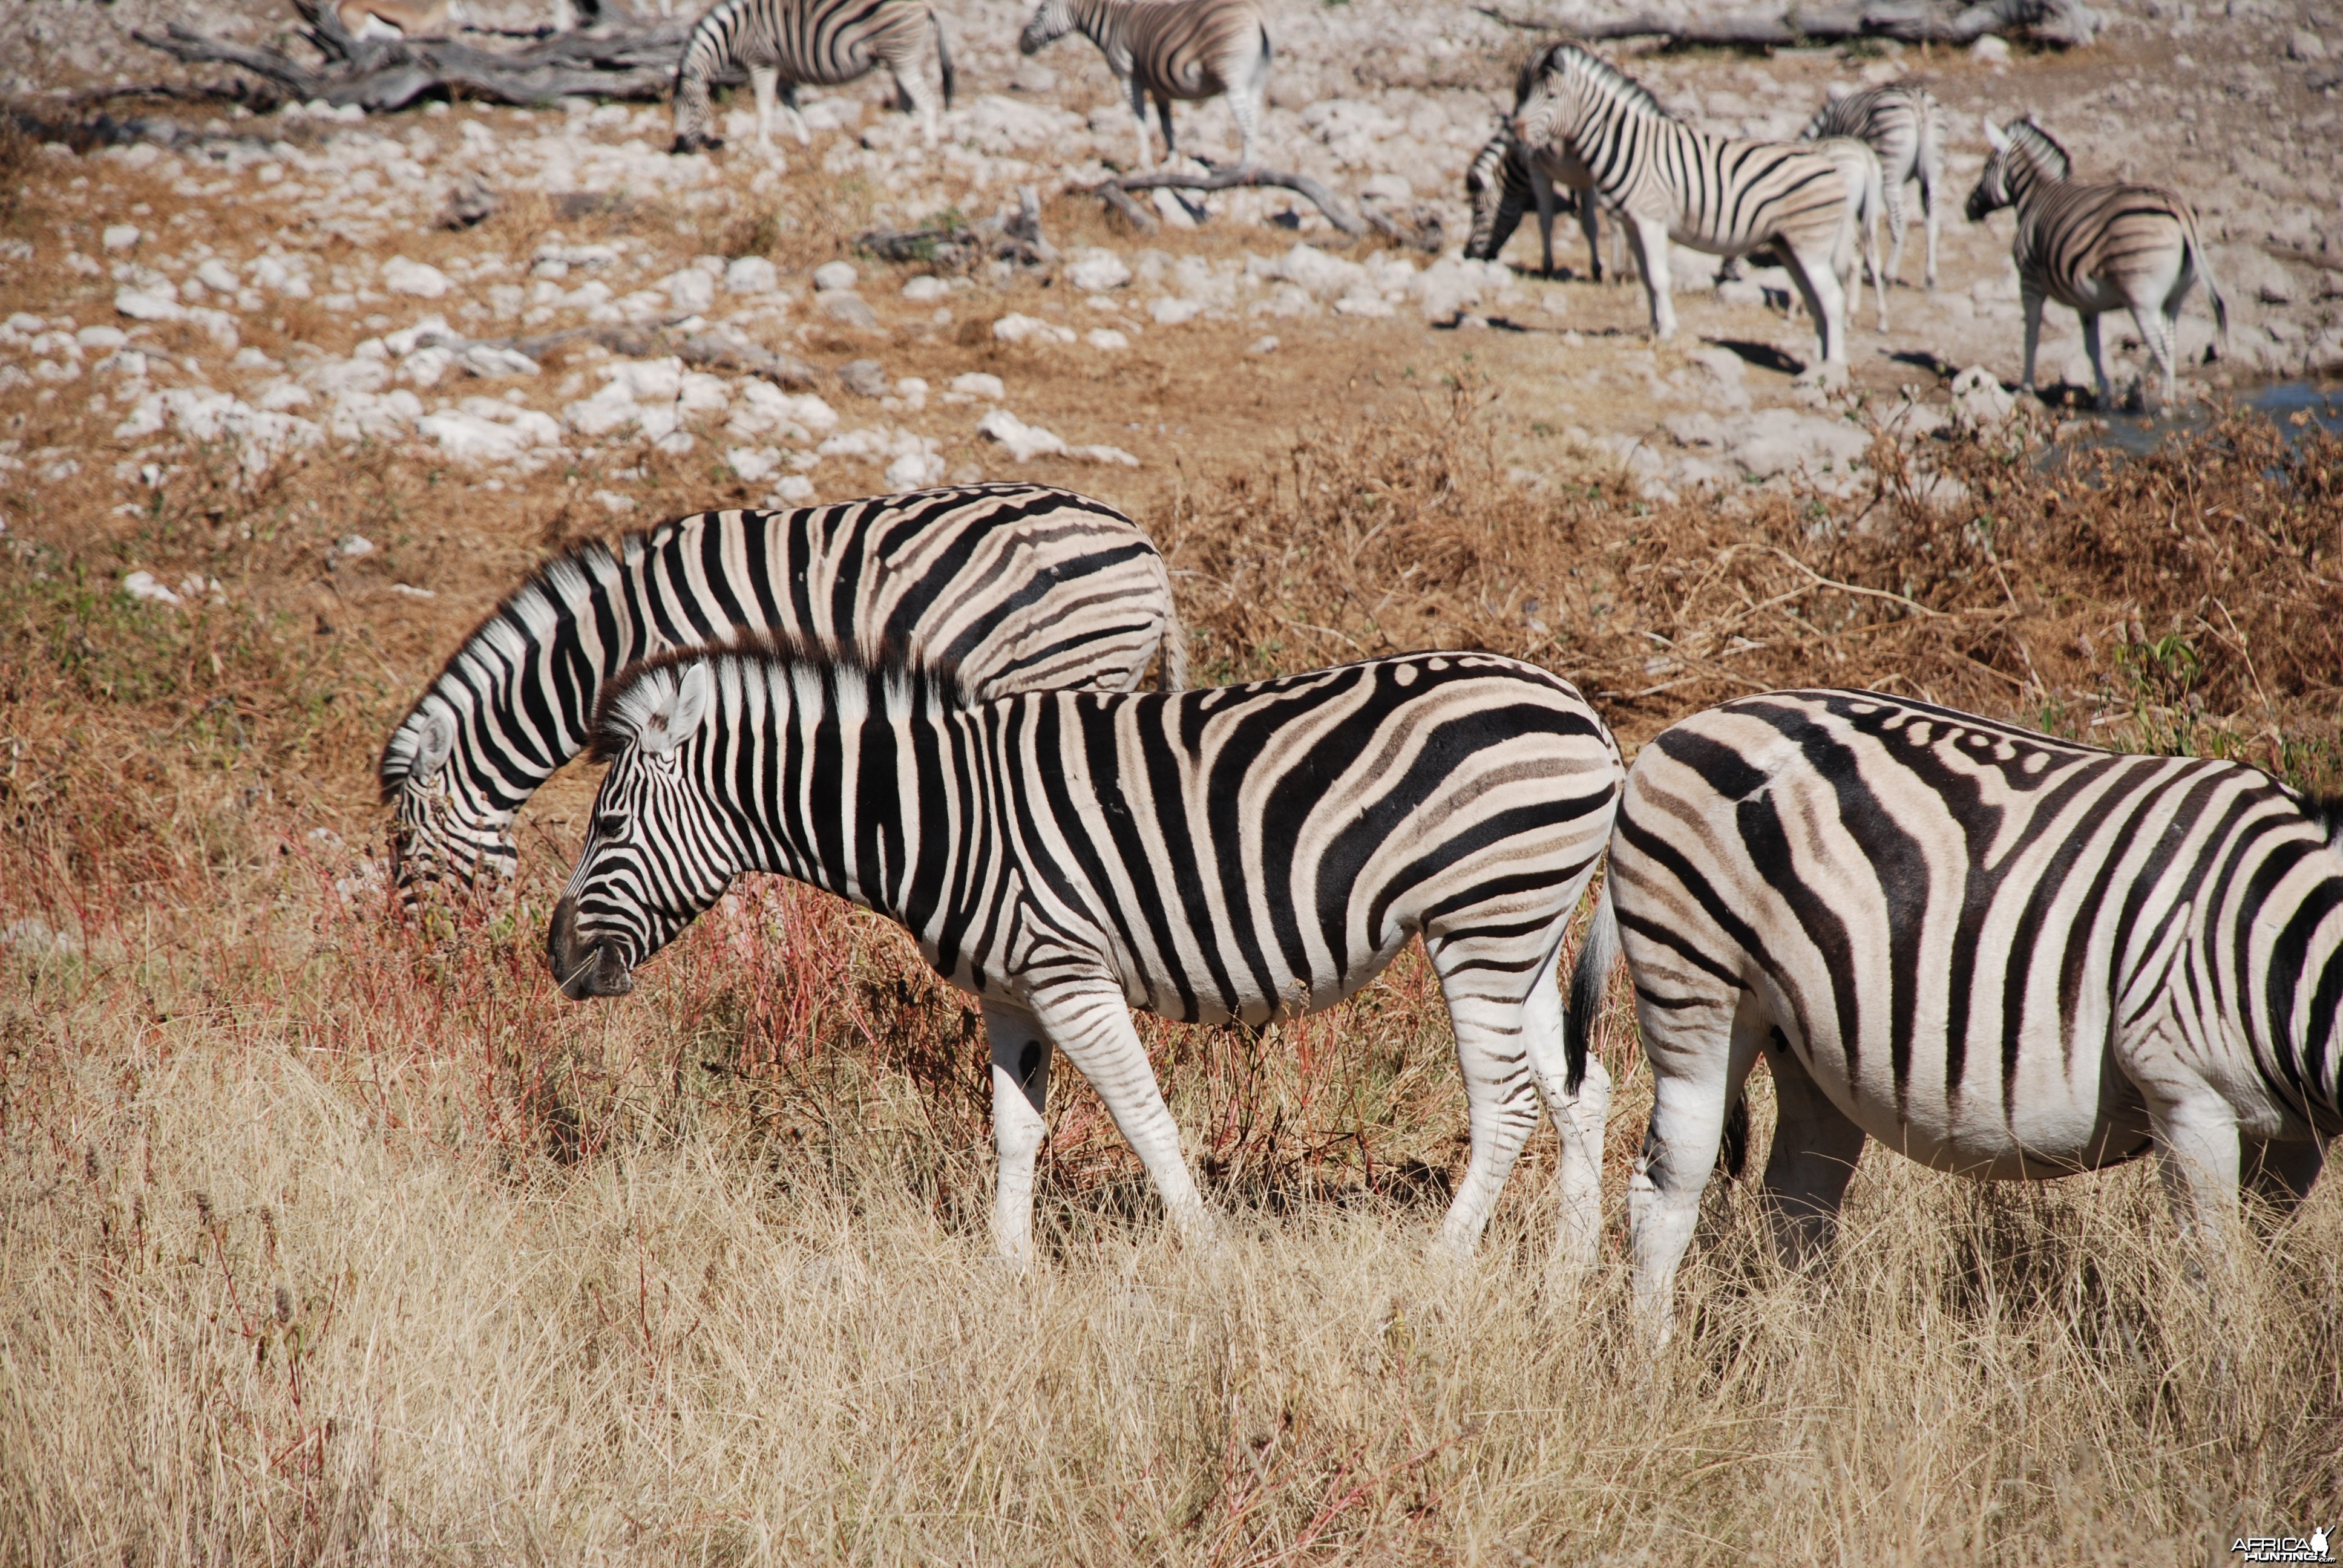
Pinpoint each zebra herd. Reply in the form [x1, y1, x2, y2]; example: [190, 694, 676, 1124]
[383, 482, 2342, 1341]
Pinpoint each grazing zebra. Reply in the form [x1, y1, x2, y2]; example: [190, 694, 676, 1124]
[1803, 83, 1944, 289]
[549, 644, 1625, 1268]
[1018, 0, 1273, 172]
[1566, 690, 2339, 1342]
[1462, 127, 1606, 281]
[1965, 116, 2229, 411]
[1512, 42, 1852, 370]
[670, 0, 955, 155]
[379, 485, 1184, 892]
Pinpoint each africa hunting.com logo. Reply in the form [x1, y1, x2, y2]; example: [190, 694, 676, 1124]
[2233, 1528, 2333, 1564]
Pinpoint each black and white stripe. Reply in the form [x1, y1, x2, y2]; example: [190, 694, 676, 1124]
[1803, 83, 1944, 289]
[549, 645, 1624, 1266]
[1019, 0, 1273, 171]
[1965, 116, 2229, 410]
[379, 484, 1183, 891]
[1512, 42, 1852, 367]
[1568, 690, 2339, 1339]
[670, 0, 955, 155]
[1462, 126, 1606, 281]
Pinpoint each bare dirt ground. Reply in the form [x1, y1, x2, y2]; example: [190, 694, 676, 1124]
[3, 0, 2342, 1560]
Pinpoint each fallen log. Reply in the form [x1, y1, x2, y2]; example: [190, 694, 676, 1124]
[1472, 0, 2099, 49]
[133, 0, 712, 113]
[1092, 165, 1368, 238]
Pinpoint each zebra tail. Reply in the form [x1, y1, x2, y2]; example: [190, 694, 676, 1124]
[2191, 221, 2229, 350]
[934, 12, 956, 110]
[1720, 1089, 1749, 1181]
[1564, 880, 1619, 1096]
[1155, 612, 1190, 691]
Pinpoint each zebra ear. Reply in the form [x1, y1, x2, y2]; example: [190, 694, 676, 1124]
[413, 707, 457, 781]
[637, 662, 714, 757]
[1982, 116, 2008, 152]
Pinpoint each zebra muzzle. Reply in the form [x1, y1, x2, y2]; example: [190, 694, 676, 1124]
[547, 896, 635, 1001]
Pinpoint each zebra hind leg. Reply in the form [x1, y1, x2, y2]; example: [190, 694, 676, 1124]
[2080, 310, 2115, 410]
[1427, 936, 1565, 1261]
[1628, 987, 1765, 1346]
[1755, 1032, 1865, 1270]
[2242, 1135, 2326, 1218]
[750, 64, 781, 155]
[1778, 242, 1849, 373]
[1517, 947, 1611, 1278]
[1881, 174, 1909, 289]
[984, 999, 1054, 1270]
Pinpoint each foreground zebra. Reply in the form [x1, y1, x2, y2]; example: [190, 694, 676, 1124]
[1512, 42, 1852, 369]
[549, 645, 1624, 1267]
[1461, 126, 1605, 281]
[1018, 0, 1273, 171]
[1965, 116, 2229, 410]
[670, 0, 955, 155]
[1803, 83, 1944, 289]
[1568, 690, 2339, 1342]
[379, 485, 1183, 890]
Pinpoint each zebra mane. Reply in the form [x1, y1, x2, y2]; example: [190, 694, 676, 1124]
[587, 632, 970, 763]
[2002, 116, 2072, 179]
[1524, 41, 1668, 118]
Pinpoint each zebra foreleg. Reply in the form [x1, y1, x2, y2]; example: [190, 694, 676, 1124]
[889, 55, 942, 147]
[1627, 987, 1765, 1345]
[1757, 1035, 1866, 1271]
[1124, 74, 1153, 169]
[778, 80, 812, 147]
[1023, 978, 1217, 1248]
[2080, 309, 2114, 410]
[2018, 286, 2047, 396]
[2137, 1066, 2245, 1256]
[1154, 92, 1178, 165]
[2133, 302, 2179, 412]
[749, 65, 781, 156]
[985, 1000, 1054, 1269]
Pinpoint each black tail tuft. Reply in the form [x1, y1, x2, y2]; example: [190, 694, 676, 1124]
[1563, 883, 1619, 1096]
[1719, 1090, 1750, 1182]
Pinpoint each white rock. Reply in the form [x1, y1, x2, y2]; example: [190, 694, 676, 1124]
[114, 288, 185, 322]
[2289, 27, 2325, 59]
[565, 384, 643, 436]
[1086, 328, 1130, 350]
[417, 410, 532, 463]
[122, 569, 181, 604]
[1149, 298, 1206, 327]
[305, 357, 391, 396]
[337, 534, 375, 557]
[663, 269, 717, 315]
[1970, 34, 2010, 62]
[382, 256, 452, 298]
[1334, 293, 1396, 318]
[1067, 249, 1133, 292]
[399, 345, 459, 388]
[813, 261, 858, 291]
[950, 371, 1005, 400]
[459, 344, 540, 377]
[725, 255, 779, 294]
[992, 313, 1078, 345]
[77, 325, 128, 350]
[1247, 335, 1279, 354]
[768, 475, 816, 503]
[1274, 243, 1371, 300]
[102, 224, 140, 252]
[886, 451, 946, 489]
[728, 446, 785, 483]
[902, 276, 951, 302]
[978, 408, 1069, 460]
[1949, 365, 2017, 430]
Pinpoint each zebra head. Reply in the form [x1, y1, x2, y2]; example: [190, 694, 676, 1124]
[1461, 132, 1520, 262]
[669, 11, 727, 154]
[379, 701, 516, 895]
[1967, 116, 2071, 222]
[1018, 0, 1075, 56]
[549, 659, 733, 1001]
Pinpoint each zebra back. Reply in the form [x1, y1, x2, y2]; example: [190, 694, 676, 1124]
[379, 484, 1182, 888]
[1607, 689, 2343, 1140]
[1803, 83, 1939, 189]
[1120, 0, 1268, 99]
[673, 0, 949, 149]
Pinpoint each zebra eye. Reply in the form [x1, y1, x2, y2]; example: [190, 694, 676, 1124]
[595, 811, 629, 839]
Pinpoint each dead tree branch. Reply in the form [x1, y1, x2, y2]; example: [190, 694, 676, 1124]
[1472, 0, 2099, 48]
[1095, 166, 1369, 238]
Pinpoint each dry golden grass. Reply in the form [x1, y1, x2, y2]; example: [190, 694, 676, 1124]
[6, 139, 2343, 1561]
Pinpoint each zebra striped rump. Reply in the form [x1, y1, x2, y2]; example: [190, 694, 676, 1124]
[551, 642, 1624, 1265]
[1019, 0, 1273, 169]
[378, 484, 1182, 893]
[1579, 688, 2340, 1339]
[1803, 82, 1943, 289]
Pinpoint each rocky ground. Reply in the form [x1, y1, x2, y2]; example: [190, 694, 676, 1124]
[0, 0, 2338, 587]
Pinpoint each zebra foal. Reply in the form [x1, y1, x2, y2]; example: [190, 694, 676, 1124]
[1803, 83, 1944, 289]
[379, 484, 1183, 892]
[1512, 43, 1852, 370]
[1018, 0, 1273, 171]
[670, 0, 955, 155]
[1965, 116, 2229, 410]
[1570, 690, 2339, 1343]
[549, 645, 1625, 1268]
[1462, 126, 1606, 281]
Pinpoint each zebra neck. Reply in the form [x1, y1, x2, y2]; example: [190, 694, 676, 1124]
[1069, 0, 1133, 62]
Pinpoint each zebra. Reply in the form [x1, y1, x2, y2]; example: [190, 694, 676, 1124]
[1462, 126, 1607, 281]
[1018, 0, 1273, 172]
[1512, 42, 1852, 370]
[1564, 689, 2339, 1343]
[1965, 115, 2229, 411]
[670, 0, 955, 157]
[1723, 136, 1890, 334]
[548, 643, 1626, 1269]
[378, 484, 1184, 893]
[1802, 83, 1945, 290]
